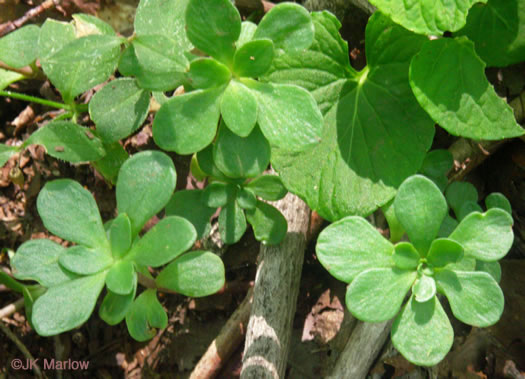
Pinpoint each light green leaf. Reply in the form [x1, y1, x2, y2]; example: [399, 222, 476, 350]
[25, 121, 106, 163]
[268, 12, 434, 220]
[133, 34, 188, 73]
[245, 200, 287, 245]
[99, 281, 136, 325]
[32, 272, 106, 336]
[165, 190, 215, 239]
[125, 289, 167, 341]
[393, 242, 420, 270]
[446, 255, 476, 272]
[0, 25, 40, 68]
[368, 0, 485, 35]
[152, 87, 223, 154]
[72, 13, 115, 36]
[346, 267, 416, 322]
[89, 78, 150, 143]
[188, 58, 231, 89]
[109, 213, 132, 259]
[316, 216, 394, 283]
[394, 175, 447, 256]
[219, 200, 246, 244]
[220, 80, 258, 137]
[41, 35, 122, 102]
[476, 260, 501, 283]
[92, 142, 129, 185]
[202, 182, 237, 208]
[38, 19, 76, 60]
[238, 21, 257, 48]
[117, 151, 177, 236]
[156, 251, 225, 297]
[382, 200, 405, 243]
[11, 239, 76, 287]
[410, 37, 524, 140]
[445, 181, 478, 219]
[485, 193, 512, 215]
[59, 245, 113, 275]
[246, 175, 287, 201]
[427, 238, 464, 268]
[233, 39, 274, 78]
[391, 296, 453, 367]
[0, 69, 24, 91]
[37, 179, 108, 249]
[237, 187, 257, 210]
[213, 124, 270, 179]
[413, 274, 436, 303]
[105, 261, 135, 295]
[129, 216, 196, 267]
[458, 201, 483, 221]
[449, 209, 514, 261]
[435, 269, 504, 326]
[254, 3, 314, 52]
[185, 0, 241, 64]
[0, 143, 19, 167]
[456, 0, 525, 67]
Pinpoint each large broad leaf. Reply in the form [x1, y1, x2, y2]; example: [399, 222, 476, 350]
[435, 270, 503, 327]
[11, 239, 76, 287]
[245, 200, 287, 245]
[41, 35, 122, 102]
[165, 190, 216, 239]
[392, 296, 454, 366]
[368, 0, 485, 35]
[410, 37, 524, 140]
[456, 0, 525, 67]
[0, 144, 19, 167]
[32, 272, 106, 336]
[394, 175, 447, 256]
[59, 245, 113, 275]
[0, 25, 40, 68]
[125, 289, 167, 341]
[128, 216, 197, 267]
[267, 12, 434, 220]
[38, 19, 76, 60]
[449, 209, 514, 261]
[89, 78, 150, 143]
[346, 267, 416, 322]
[156, 250, 225, 297]
[25, 121, 106, 163]
[116, 151, 177, 236]
[152, 87, 223, 154]
[37, 179, 108, 250]
[185, 0, 241, 64]
[316, 216, 394, 283]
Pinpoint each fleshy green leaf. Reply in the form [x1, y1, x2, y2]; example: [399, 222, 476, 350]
[254, 3, 314, 52]
[413, 274, 436, 303]
[268, 12, 434, 220]
[89, 78, 150, 143]
[458, 201, 483, 221]
[92, 142, 129, 185]
[185, 0, 241, 64]
[188, 58, 231, 89]
[72, 13, 115, 36]
[382, 200, 405, 243]
[456, 0, 525, 67]
[37, 179, 108, 249]
[245, 80, 322, 153]
[476, 260, 501, 283]
[59, 245, 113, 275]
[246, 175, 287, 201]
[116, 151, 177, 236]
[238, 21, 257, 48]
[109, 213, 132, 259]
[446, 255, 476, 272]
[99, 281, 137, 325]
[38, 19, 76, 60]
[165, 190, 215, 239]
[233, 39, 274, 78]
[220, 80, 258, 137]
[394, 175, 447, 255]
[125, 289, 167, 341]
[245, 200, 287, 245]
[196, 145, 231, 181]
[41, 35, 122, 102]
[449, 209, 514, 261]
[393, 242, 420, 270]
[445, 181, 478, 219]
[438, 214, 459, 239]
[368, 0, 485, 35]
[419, 150, 453, 192]
[152, 87, 223, 154]
[219, 200, 246, 244]
[213, 124, 270, 179]
[201, 182, 237, 208]
[427, 238, 464, 268]
[11, 239, 76, 287]
[410, 37, 524, 140]
[435, 270, 503, 326]
[156, 251, 225, 297]
[133, 34, 188, 73]
[128, 216, 196, 267]
[0, 25, 40, 68]
[32, 272, 106, 336]
[105, 261, 136, 295]
[0, 69, 24, 91]
[346, 267, 416, 322]
[316, 216, 394, 283]
[0, 144, 19, 167]
[485, 193, 512, 215]
[391, 296, 453, 367]
[237, 187, 257, 210]
[25, 121, 106, 163]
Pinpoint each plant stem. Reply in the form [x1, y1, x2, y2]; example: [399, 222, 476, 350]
[0, 90, 69, 110]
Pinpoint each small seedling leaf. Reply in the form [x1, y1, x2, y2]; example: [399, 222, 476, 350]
[233, 39, 274, 78]
[445, 181, 478, 219]
[237, 187, 257, 210]
[393, 242, 420, 270]
[125, 289, 167, 341]
[99, 283, 137, 325]
[485, 193, 512, 215]
[245, 200, 287, 245]
[201, 182, 237, 208]
[413, 274, 436, 303]
[188, 58, 231, 89]
[109, 213, 132, 259]
[105, 261, 136, 295]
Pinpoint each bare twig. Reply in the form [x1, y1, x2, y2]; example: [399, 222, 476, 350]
[504, 360, 525, 379]
[0, 0, 60, 37]
[0, 298, 24, 319]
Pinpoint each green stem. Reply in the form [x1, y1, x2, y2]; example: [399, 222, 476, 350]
[0, 90, 69, 110]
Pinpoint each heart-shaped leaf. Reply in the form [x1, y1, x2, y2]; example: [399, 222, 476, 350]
[245, 200, 287, 245]
[0, 25, 40, 68]
[220, 80, 258, 137]
[165, 190, 216, 239]
[59, 245, 113, 275]
[125, 289, 167, 341]
[393, 242, 420, 270]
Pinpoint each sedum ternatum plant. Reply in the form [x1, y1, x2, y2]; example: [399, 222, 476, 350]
[316, 175, 514, 365]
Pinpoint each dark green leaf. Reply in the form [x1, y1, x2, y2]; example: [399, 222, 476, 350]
[0, 25, 40, 68]
[220, 80, 258, 137]
[233, 39, 274, 78]
[92, 142, 129, 185]
[125, 289, 167, 341]
[246, 175, 287, 201]
[438, 214, 459, 238]
[245, 200, 287, 245]
[393, 242, 420, 270]
[105, 261, 136, 295]
[196, 145, 231, 181]
[99, 281, 136, 325]
[426, 238, 464, 268]
[202, 182, 237, 208]
[219, 200, 246, 244]
[420, 150, 453, 192]
[165, 190, 215, 239]
[445, 181, 478, 219]
[237, 187, 257, 210]
[485, 193, 512, 215]
[109, 213, 132, 259]
[59, 245, 113, 275]
[188, 58, 231, 89]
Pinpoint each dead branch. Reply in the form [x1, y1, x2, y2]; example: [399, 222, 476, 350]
[0, 0, 60, 37]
